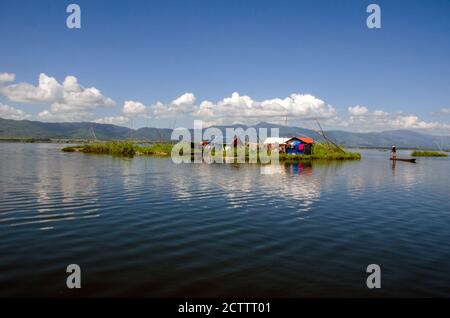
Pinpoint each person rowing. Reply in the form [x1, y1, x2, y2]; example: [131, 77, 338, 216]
[391, 145, 397, 160]
[389, 145, 416, 162]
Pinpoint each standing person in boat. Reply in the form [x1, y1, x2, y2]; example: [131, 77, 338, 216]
[391, 145, 397, 160]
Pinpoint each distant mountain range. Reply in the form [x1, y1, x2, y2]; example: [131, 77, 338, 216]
[1, 117, 449, 149]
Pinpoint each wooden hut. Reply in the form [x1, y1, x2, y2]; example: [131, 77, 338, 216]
[285, 137, 314, 155]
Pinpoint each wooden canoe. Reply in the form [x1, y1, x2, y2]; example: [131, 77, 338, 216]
[390, 158, 416, 163]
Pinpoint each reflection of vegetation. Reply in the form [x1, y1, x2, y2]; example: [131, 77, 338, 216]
[411, 150, 448, 157]
[0, 138, 52, 143]
[279, 153, 360, 162]
[61, 146, 77, 152]
[62, 141, 361, 161]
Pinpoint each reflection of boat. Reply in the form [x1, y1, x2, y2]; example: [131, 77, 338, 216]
[390, 158, 416, 163]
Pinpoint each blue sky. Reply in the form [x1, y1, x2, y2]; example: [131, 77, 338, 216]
[0, 0, 449, 133]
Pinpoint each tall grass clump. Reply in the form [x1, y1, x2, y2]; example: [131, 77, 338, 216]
[262, 142, 361, 162]
[136, 143, 173, 156]
[63, 141, 136, 156]
[62, 140, 361, 161]
[311, 142, 361, 160]
[62, 142, 175, 157]
[411, 150, 448, 157]
[61, 146, 78, 152]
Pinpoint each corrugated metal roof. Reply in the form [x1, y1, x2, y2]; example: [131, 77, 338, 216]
[263, 137, 290, 144]
[299, 137, 314, 144]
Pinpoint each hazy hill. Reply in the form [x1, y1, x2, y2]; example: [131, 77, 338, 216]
[1, 117, 449, 149]
[207, 122, 450, 149]
[0, 118, 131, 140]
[326, 130, 449, 149]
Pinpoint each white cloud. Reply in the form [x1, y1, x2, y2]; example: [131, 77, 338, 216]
[0, 72, 15, 83]
[63, 76, 81, 92]
[2, 72, 448, 134]
[95, 116, 129, 126]
[0, 103, 31, 120]
[342, 105, 450, 133]
[119, 94, 196, 119]
[37, 109, 92, 122]
[388, 115, 450, 130]
[373, 110, 389, 117]
[151, 92, 197, 118]
[0, 72, 115, 122]
[196, 92, 336, 120]
[147, 91, 332, 129]
[144, 91, 336, 125]
[348, 105, 369, 116]
[123, 100, 148, 116]
[0, 73, 64, 104]
[172, 92, 196, 106]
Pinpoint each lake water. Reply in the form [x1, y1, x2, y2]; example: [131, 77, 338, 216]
[0, 143, 449, 297]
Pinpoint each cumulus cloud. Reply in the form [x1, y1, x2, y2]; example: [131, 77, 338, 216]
[60, 76, 115, 109]
[2, 72, 448, 134]
[146, 91, 336, 121]
[173, 92, 196, 106]
[196, 92, 337, 120]
[348, 105, 369, 116]
[0, 72, 15, 83]
[118, 93, 197, 119]
[388, 115, 450, 130]
[373, 110, 389, 117]
[37, 109, 92, 122]
[151, 92, 197, 118]
[0, 72, 115, 122]
[123, 100, 148, 116]
[0, 73, 63, 104]
[0, 103, 31, 120]
[95, 116, 129, 126]
[343, 105, 450, 133]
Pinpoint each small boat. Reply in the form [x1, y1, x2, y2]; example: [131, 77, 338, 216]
[390, 158, 416, 163]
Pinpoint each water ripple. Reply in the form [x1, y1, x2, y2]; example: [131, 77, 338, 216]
[0, 144, 449, 297]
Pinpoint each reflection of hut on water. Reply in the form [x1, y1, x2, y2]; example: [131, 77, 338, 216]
[260, 164, 286, 175]
[260, 162, 313, 175]
[285, 162, 313, 175]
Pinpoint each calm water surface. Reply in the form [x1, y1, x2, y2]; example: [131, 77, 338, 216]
[0, 143, 449, 297]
